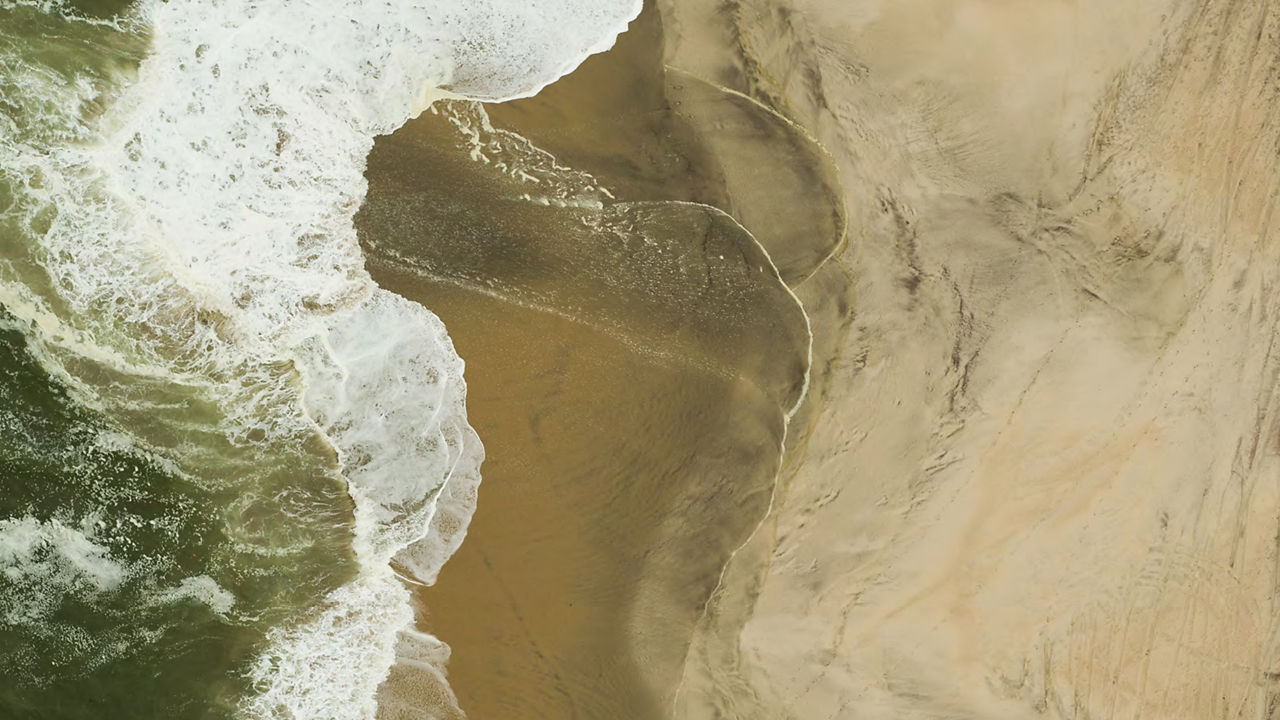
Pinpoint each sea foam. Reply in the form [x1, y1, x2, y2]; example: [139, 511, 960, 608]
[0, 517, 126, 625]
[1, 0, 640, 716]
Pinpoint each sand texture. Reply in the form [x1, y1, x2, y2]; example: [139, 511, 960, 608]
[657, 1, 1280, 718]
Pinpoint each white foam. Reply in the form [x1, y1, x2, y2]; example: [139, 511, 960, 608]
[2, 0, 639, 716]
[153, 574, 236, 615]
[243, 569, 410, 720]
[0, 517, 127, 625]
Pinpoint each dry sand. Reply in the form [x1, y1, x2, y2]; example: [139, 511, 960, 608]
[657, 1, 1280, 718]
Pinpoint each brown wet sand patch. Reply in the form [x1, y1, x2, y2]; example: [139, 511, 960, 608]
[371, 269, 787, 719]
[359, 2, 849, 716]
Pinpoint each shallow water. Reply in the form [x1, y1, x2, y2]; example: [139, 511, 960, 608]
[356, 6, 846, 716]
[358, 104, 810, 716]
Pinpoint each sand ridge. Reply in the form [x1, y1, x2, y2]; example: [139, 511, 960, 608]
[659, 1, 1280, 718]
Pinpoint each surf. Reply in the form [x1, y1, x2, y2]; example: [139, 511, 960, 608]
[0, 0, 640, 717]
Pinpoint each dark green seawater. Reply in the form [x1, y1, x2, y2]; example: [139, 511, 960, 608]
[0, 2, 360, 716]
[0, 311, 358, 719]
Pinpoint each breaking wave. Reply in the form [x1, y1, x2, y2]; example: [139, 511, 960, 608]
[0, 0, 640, 716]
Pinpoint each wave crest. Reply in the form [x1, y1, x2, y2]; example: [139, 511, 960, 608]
[1, 0, 639, 716]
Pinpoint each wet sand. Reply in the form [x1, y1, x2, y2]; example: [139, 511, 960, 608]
[371, 272, 787, 719]
[356, 8, 846, 712]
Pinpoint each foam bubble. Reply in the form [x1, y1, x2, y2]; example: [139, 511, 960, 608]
[0, 517, 127, 625]
[242, 569, 410, 720]
[153, 574, 236, 615]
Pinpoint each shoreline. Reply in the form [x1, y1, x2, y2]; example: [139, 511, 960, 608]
[358, 5, 848, 715]
[371, 267, 795, 718]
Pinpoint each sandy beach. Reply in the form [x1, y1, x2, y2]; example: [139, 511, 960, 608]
[10, 0, 1280, 717]
[357, 12, 842, 713]
[357, 0, 1280, 717]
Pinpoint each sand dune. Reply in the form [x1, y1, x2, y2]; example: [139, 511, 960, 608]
[659, 1, 1280, 718]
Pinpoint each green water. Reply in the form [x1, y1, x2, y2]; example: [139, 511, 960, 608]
[0, 321, 357, 718]
[0, 3, 361, 717]
[0, 321, 230, 719]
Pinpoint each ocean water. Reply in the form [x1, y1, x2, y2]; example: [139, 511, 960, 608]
[0, 0, 638, 717]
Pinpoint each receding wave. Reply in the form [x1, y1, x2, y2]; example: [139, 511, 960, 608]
[0, 0, 639, 716]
